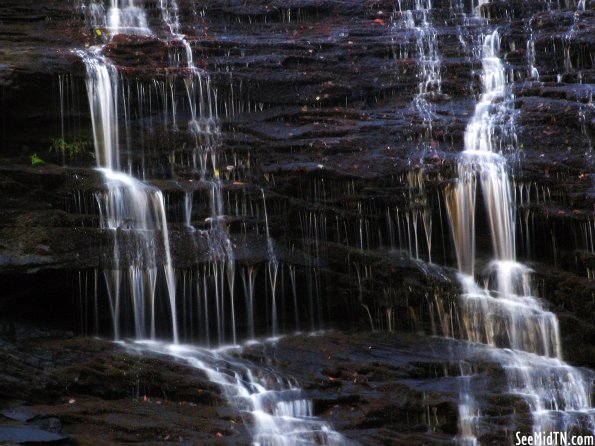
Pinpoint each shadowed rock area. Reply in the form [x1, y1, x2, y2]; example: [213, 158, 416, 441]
[0, 329, 246, 445]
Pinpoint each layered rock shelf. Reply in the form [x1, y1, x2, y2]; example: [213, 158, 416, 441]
[0, 0, 594, 444]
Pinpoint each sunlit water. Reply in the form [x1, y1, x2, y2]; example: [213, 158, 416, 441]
[446, 24, 595, 446]
[123, 338, 347, 446]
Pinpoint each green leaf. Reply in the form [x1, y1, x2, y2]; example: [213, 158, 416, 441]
[31, 153, 45, 165]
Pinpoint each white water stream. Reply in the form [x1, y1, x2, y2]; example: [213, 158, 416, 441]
[446, 22, 595, 446]
[125, 339, 346, 446]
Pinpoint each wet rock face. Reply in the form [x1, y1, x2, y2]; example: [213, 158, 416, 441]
[236, 331, 542, 445]
[0, 0, 86, 155]
[0, 329, 542, 445]
[0, 0, 593, 368]
[0, 332, 249, 444]
[0, 3, 593, 445]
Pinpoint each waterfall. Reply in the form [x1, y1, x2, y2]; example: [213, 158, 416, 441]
[79, 0, 230, 344]
[411, 0, 442, 138]
[107, 0, 151, 36]
[79, 0, 176, 359]
[79, 44, 180, 343]
[126, 340, 346, 446]
[446, 24, 595, 444]
[73, 1, 346, 444]
[68, 0, 594, 443]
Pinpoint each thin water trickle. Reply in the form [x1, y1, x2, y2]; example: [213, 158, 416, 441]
[394, 0, 442, 140]
[526, 23, 540, 80]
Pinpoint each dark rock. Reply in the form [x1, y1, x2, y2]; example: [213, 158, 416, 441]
[1, 408, 37, 423]
[234, 331, 526, 445]
[0, 425, 66, 443]
[0, 335, 249, 445]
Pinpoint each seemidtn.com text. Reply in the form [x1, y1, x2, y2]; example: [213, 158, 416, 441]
[515, 432, 594, 446]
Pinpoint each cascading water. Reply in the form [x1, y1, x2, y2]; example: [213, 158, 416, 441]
[126, 340, 346, 446]
[445, 18, 595, 444]
[79, 0, 233, 345]
[107, 0, 151, 36]
[74, 1, 345, 444]
[81, 0, 183, 348]
[395, 0, 442, 140]
[78, 46, 179, 343]
[412, 0, 441, 137]
[388, 0, 442, 267]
